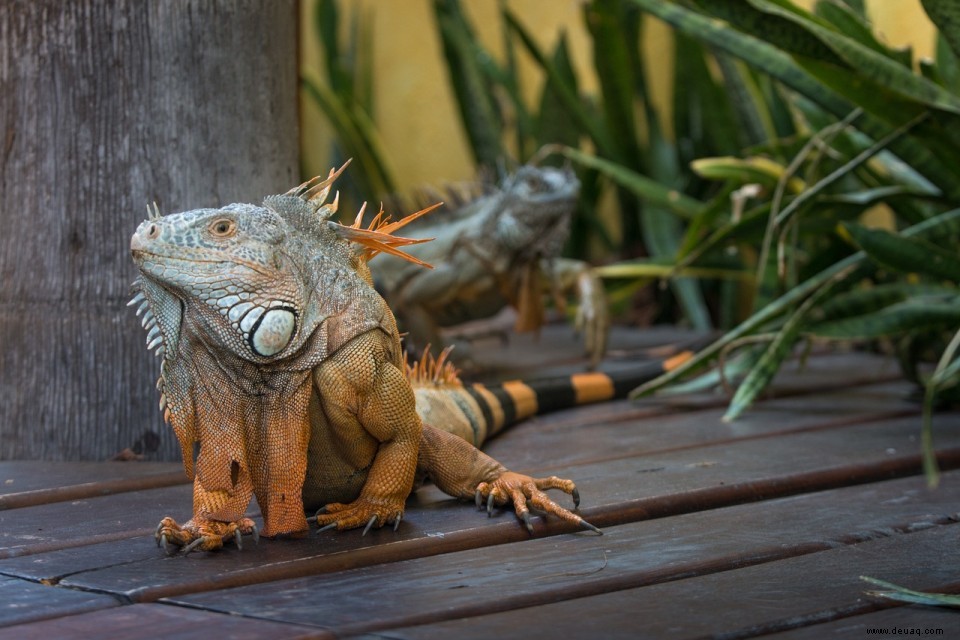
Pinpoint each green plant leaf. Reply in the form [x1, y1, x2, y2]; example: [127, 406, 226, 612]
[922, 0, 960, 62]
[433, 0, 505, 170]
[534, 33, 582, 153]
[631, 207, 960, 400]
[862, 576, 960, 607]
[750, 0, 960, 115]
[692, 156, 805, 192]
[812, 282, 957, 323]
[723, 263, 850, 421]
[810, 301, 960, 340]
[585, 0, 641, 165]
[504, 8, 618, 160]
[842, 222, 960, 282]
[628, 0, 960, 199]
[815, 1, 911, 66]
[559, 147, 702, 219]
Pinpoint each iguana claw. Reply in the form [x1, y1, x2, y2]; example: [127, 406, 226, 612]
[475, 471, 601, 535]
[154, 515, 258, 553]
[313, 497, 405, 534]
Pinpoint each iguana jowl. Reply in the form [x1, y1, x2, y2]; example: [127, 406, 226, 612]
[129, 167, 604, 552]
[371, 165, 609, 366]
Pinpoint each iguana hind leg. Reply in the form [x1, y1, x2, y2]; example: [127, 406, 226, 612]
[418, 424, 601, 534]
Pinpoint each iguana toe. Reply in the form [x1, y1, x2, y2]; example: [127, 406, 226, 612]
[313, 499, 405, 533]
[154, 516, 258, 554]
[475, 471, 600, 535]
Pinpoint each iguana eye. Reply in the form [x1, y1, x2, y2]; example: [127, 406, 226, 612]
[208, 218, 237, 238]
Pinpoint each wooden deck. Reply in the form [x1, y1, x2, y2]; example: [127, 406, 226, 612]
[1, 326, 958, 639]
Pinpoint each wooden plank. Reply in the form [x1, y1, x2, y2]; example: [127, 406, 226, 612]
[761, 606, 959, 638]
[483, 379, 918, 472]
[0, 462, 187, 509]
[1, 411, 956, 576]
[364, 524, 960, 640]
[0, 603, 330, 639]
[0, 484, 194, 559]
[156, 473, 960, 636]
[0, 378, 919, 559]
[46, 418, 960, 602]
[0, 576, 118, 629]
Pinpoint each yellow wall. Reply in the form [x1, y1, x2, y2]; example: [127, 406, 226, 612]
[300, 0, 937, 192]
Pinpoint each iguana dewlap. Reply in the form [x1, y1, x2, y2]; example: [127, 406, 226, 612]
[129, 169, 687, 553]
[370, 165, 609, 366]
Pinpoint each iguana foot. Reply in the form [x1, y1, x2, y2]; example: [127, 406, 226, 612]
[475, 472, 602, 535]
[314, 498, 405, 535]
[155, 516, 259, 554]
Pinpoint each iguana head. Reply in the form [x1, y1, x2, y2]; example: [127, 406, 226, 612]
[130, 164, 437, 367]
[131, 201, 307, 363]
[493, 165, 579, 255]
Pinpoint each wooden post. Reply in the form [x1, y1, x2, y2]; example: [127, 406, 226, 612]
[0, 1, 299, 460]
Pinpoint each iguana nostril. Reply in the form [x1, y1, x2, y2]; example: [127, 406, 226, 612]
[147, 223, 159, 239]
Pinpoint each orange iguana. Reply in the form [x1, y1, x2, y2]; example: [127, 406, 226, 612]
[129, 167, 695, 554]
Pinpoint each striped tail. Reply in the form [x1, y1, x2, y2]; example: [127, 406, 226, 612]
[408, 337, 710, 447]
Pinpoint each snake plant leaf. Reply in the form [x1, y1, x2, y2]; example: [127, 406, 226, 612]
[713, 54, 776, 148]
[585, 0, 640, 167]
[842, 222, 960, 282]
[691, 156, 805, 193]
[301, 74, 397, 199]
[723, 267, 847, 421]
[923, 0, 960, 61]
[814, 1, 912, 67]
[810, 301, 960, 340]
[673, 32, 740, 162]
[862, 576, 960, 608]
[811, 282, 957, 323]
[936, 33, 960, 94]
[559, 147, 702, 219]
[751, 0, 960, 115]
[504, 8, 617, 161]
[693, 0, 844, 65]
[534, 33, 581, 154]
[596, 261, 750, 281]
[631, 207, 960, 400]
[628, 0, 960, 200]
[433, 0, 505, 171]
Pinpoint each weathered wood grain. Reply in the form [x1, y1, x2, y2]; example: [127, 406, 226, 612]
[762, 606, 960, 638]
[160, 473, 960, 636]
[367, 523, 959, 640]
[0, 576, 118, 628]
[0, 603, 330, 639]
[0, 484, 195, 558]
[39, 414, 960, 601]
[0, 461, 186, 509]
[0, 0, 299, 461]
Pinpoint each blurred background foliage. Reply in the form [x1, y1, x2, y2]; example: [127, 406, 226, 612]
[301, 0, 960, 481]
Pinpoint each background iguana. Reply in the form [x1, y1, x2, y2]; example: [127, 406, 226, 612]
[371, 164, 609, 367]
[129, 168, 692, 553]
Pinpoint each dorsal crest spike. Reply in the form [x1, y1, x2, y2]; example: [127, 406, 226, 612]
[331, 201, 443, 269]
[286, 159, 352, 210]
[405, 345, 461, 386]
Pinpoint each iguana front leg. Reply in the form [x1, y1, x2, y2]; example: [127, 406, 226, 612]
[312, 330, 423, 533]
[156, 468, 258, 553]
[545, 257, 608, 367]
[416, 424, 601, 534]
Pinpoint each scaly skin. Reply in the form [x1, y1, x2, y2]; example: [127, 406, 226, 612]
[130, 169, 594, 553]
[371, 165, 609, 367]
